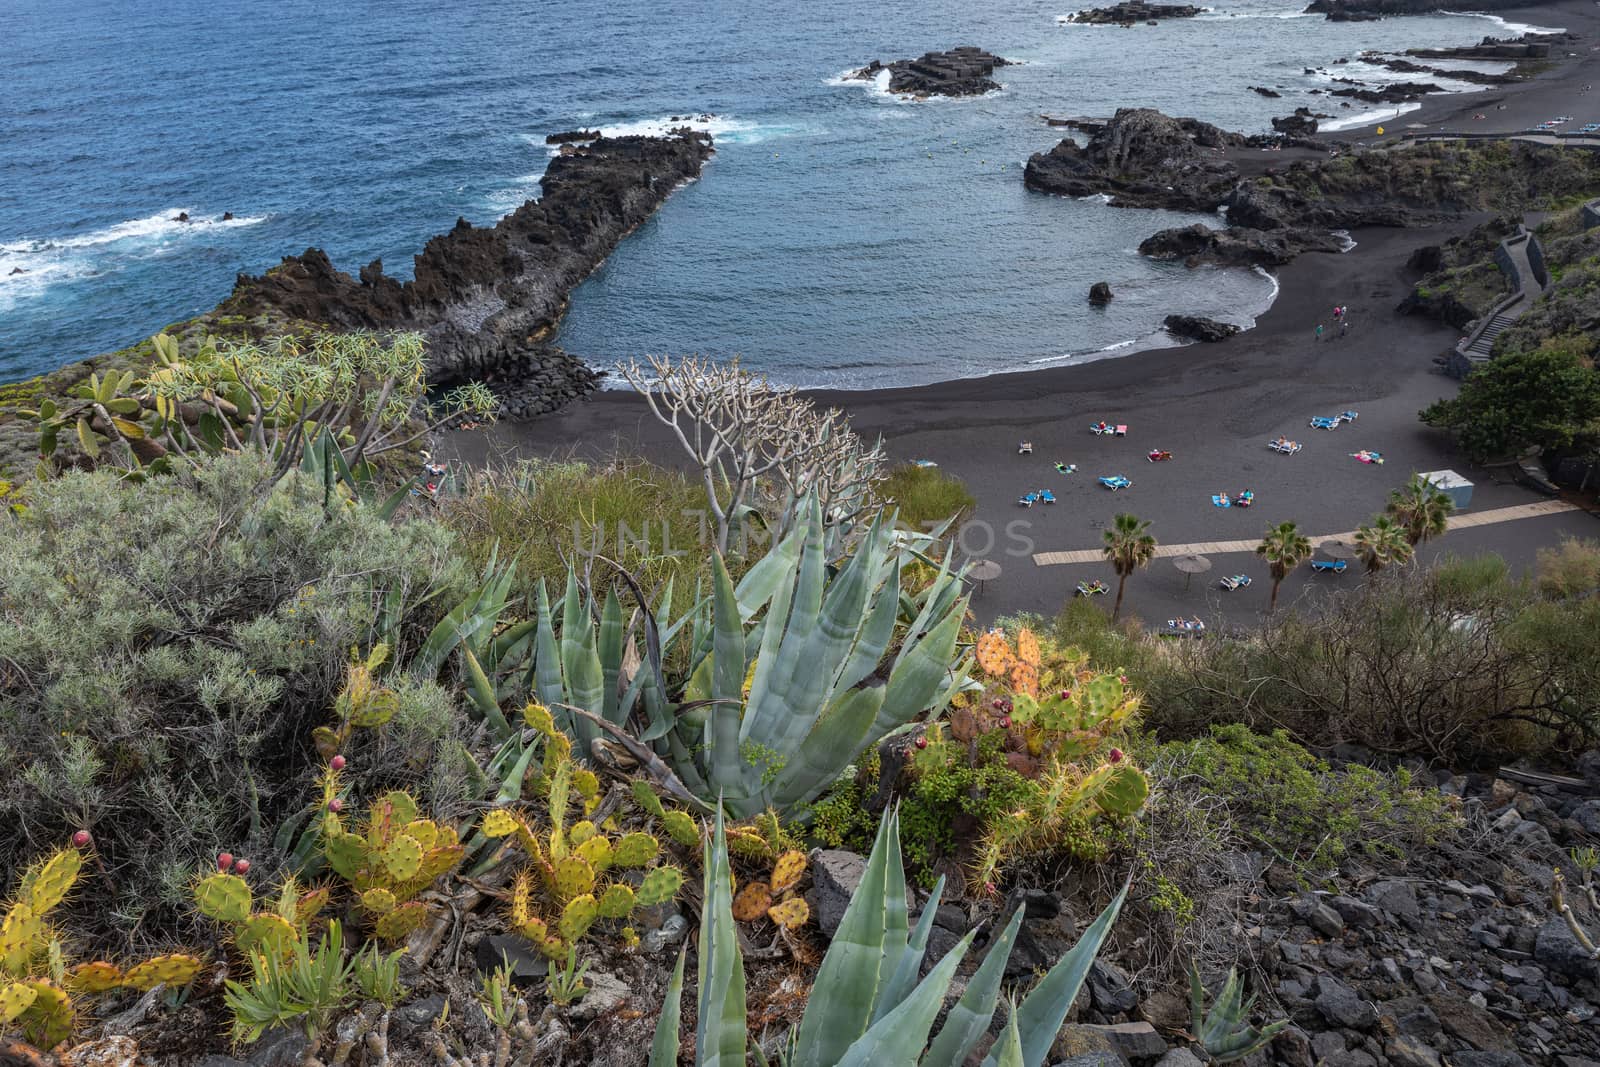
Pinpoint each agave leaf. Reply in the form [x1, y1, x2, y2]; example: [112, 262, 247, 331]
[413, 561, 514, 680]
[707, 554, 749, 799]
[734, 505, 807, 618]
[875, 874, 945, 1022]
[460, 646, 513, 740]
[648, 945, 686, 1067]
[984, 881, 1129, 1067]
[924, 906, 1024, 1066]
[836, 558, 900, 693]
[532, 580, 568, 728]
[876, 814, 911, 1012]
[870, 603, 964, 740]
[833, 930, 974, 1067]
[599, 586, 625, 724]
[790, 810, 894, 1067]
[767, 684, 885, 813]
[695, 810, 746, 1067]
[991, 1002, 1026, 1067]
[740, 533, 799, 744]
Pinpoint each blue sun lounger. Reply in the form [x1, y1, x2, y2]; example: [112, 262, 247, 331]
[1018, 491, 1039, 508]
[1219, 574, 1251, 591]
[1310, 416, 1339, 430]
[1039, 489, 1056, 504]
[1098, 475, 1132, 491]
[1212, 493, 1231, 508]
[1310, 559, 1347, 574]
[1337, 410, 1359, 423]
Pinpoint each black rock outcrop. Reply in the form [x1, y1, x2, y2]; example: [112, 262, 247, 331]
[1139, 223, 1344, 268]
[1064, 2, 1203, 24]
[847, 47, 1009, 97]
[1272, 108, 1320, 136]
[1306, 0, 1547, 14]
[1163, 314, 1241, 342]
[1024, 108, 1243, 210]
[222, 131, 714, 402]
[1407, 34, 1558, 60]
[1089, 281, 1114, 305]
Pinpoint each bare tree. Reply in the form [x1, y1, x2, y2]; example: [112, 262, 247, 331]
[617, 356, 884, 553]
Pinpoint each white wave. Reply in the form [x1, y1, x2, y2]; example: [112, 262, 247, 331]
[0, 209, 265, 255]
[1308, 59, 1492, 94]
[1192, 9, 1316, 18]
[1438, 11, 1565, 36]
[1077, 192, 1114, 204]
[1251, 264, 1281, 307]
[1330, 229, 1358, 252]
[1317, 100, 1422, 132]
[825, 68, 896, 97]
[1025, 337, 1143, 365]
[593, 113, 807, 145]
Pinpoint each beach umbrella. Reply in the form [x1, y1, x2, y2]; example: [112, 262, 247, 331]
[1172, 553, 1212, 591]
[967, 559, 1002, 597]
[1319, 538, 1361, 561]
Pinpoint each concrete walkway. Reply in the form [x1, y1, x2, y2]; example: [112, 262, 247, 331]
[1032, 499, 1581, 567]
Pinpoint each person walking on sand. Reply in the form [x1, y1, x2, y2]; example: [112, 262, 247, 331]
[1339, 317, 1349, 339]
[1315, 323, 1324, 342]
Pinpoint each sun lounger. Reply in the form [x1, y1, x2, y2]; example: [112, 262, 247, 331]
[1212, 493, 1231, 508]
[1310, 416, 1339, 431]
[1098, 475, 1132, 491]
[1218, 574, 1251, 591]
[1055, 462, 1077, 474]
[1039, 489, 1056, 504]
[1076, 580, 1108, 597]
[1234, 490, 1254, 508]
[1310, 559, 1347, 574]
[1147, 449, 1172, 462]
[1268, 439, 1302, 455]
[1089, 422, 1127, 436]
[1349, 449, 1384, 465]
[1018, 492, 1038, 508]
[1337, 410, 1359, 423]
[1018, 441, 1033, 454]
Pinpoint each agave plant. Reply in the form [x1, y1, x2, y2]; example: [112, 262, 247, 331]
[651, 807, 1128, 1067]
[1187, 958, 1287, 1063]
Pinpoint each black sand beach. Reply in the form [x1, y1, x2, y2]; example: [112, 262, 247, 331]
[442, 1, 1600, 629]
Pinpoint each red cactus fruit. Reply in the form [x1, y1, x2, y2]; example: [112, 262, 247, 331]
[233, 859, 251, 875]
[914, 736, 928, 749]
[217, 853, 234, 872]
[328, 798, 344, 813]
[1000, 716, 1012, 729]
[72, 830, 91, 848]
[330, 755, 347, 771]
[1059, 689, 1070, 700]
[1108, 748, 1124, 763]
[991, 698, 1005, 710]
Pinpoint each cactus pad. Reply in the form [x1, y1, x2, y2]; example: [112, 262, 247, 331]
[612, 832, 659, 868]
[572, 768, 600, 805]
[534, 935, 570, 961]
[575, 835, 613, 873]
[1009, 661, 1039, 698]
[569, 821, 598, 846]
[1093, 764, 1149, 817]
[408, 844, 465, 889]
[596, 884, 636, 919]
[236, 913, 298, 959]
[769, 851, 807, 894]
[19, 848, 82, 915]
[403, 820, 441, 852]
[660, 810, 699, 848]
[0, 980, 38, 1023]
[361, 888, 398, 915]
[381, 791, 419, 827]
[379, 834, 424, 881]
[17, 979, 72, 1049]
[323, 830, 369, 880]
[974, 631, 1014, 677]
[296, 887, 332, 925]
[1015, 627, 1042, 668]
[66, 961, 124, 994]
[347, 688, 399, 728]
[513, 912, 550, 944]
[121, 954, 202, 991]
[731, 882, 772, 923]
[636, 865, 684, 907]
[550, 856, 595, 901]
[0, 904, 44, 975]
[522, 702, 556, 733]
[558, 895, 599, 943]
[510, 873, 535, 927]
[194, 873, 253, 924]
[481, 809, 519, 838]
[630, 780, 666, 818]
[766, 897, 810, 929]
[1081, 675, 1122, 725]
[374, 901, 430, 942]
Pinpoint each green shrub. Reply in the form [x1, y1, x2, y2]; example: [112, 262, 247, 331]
[1536, 537, 1600, 600]
[0, 453, 471, 941]
[877, 463, 976, 531]
[1149, 725, 1456, 877]
[443, 457, 727, 614]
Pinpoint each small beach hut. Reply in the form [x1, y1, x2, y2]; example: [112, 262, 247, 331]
[1419, 470, 1473, 510]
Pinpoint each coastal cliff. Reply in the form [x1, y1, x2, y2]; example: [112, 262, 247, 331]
[222, 130, 713, 394]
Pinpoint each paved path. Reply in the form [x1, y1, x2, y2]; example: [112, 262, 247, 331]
[1031, 499, 1581, 567]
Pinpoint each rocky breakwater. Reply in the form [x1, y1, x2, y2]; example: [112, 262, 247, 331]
[1306, 0, 1553, 15]
[846, 46, 1010, 97]
[220, 130, 714, 418]
[1408, 33, 1560, 61]
[1063, 2, 1204, 24]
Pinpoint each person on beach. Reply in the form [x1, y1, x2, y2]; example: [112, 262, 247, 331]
[1340, 318, 1349, 339]
[1315, 324, 1324, 342]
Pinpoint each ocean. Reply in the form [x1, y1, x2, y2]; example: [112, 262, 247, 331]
[0, 0, 1563, 389]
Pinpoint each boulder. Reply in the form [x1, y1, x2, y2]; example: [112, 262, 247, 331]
[1087, 960, 1139, 1015]
[1315, 976, 1377, 1029]
[1024, 108, 1242, 211]
[1064, 2, 1202, 23]
[1089, 281, 1114, 305]
[807, 850, 867, 939]
[1534, 915, 1598, 979]
[1162, 314, 1241, 343]
[845, 46, 1009, 97]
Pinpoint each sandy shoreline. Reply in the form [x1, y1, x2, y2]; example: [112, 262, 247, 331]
[442, 0, 1600, 627]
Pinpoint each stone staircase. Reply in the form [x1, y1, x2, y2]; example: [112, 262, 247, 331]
[1447, 227, 1550, 378]
[1464, 309, 1518, 358]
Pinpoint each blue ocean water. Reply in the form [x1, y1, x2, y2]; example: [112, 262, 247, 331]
[0, 0, 1564, 388]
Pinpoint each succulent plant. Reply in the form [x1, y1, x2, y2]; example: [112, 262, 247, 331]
[730, 849, 810, 930]
[319, 787, 464, 943]
[1188, 958, 1288, 1063]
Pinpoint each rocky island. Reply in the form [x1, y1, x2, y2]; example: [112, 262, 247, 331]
[845, 46, 1009, 97]
[1063, 2, 1204, 24]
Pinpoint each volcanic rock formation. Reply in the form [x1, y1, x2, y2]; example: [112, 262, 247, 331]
[846, 46, 1010, 97]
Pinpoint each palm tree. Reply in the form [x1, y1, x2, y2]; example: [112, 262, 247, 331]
[1256, 521, 1312, 612]
[1386, 473, 1455, 548]
[1354, 516, 1415, 573]
[1101, 512, 1157, 621]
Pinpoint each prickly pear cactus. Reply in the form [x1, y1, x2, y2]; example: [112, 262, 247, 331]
[66, 962, 123, 994]
[636, 866, 684, 908]
[14, 978, 72, 1048]
[194, 872, 253, 924]
[770, 850, 807, 893]
[0, 981, 39, 1023]
[379, 834, 424, 881]
[575, 835, 612, 872]
[236, 913, 299, 959]
[1093, 763, 1149, 816]
[767, 898, 810, 929]
[120, 954, 202, 992]
[731, 882, 772, 922]
[374, 901, 429, 942]
[18, 849, 82, 915]
[361, 888, 398, 916]
[660, 810, 699, 848]
[558, 895, 599, 943]
[596, 884, 635, 919]
[0, 904, 45, 976]
[550, 856, 596, 901]
[611, 832, 659, 868]
[630, 780, 666, 818]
